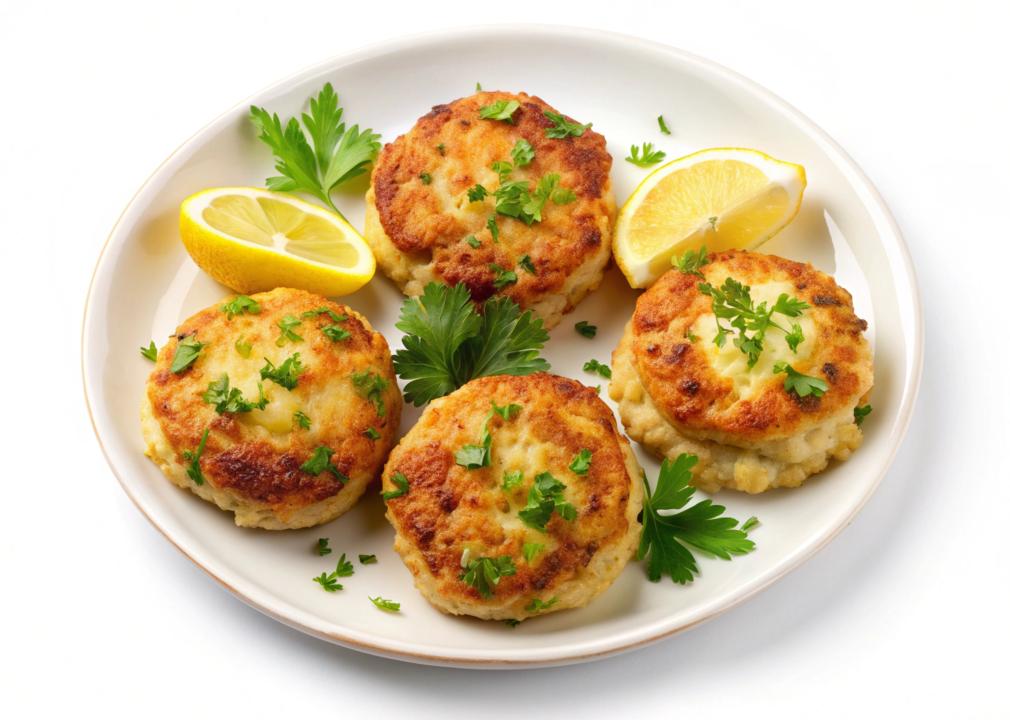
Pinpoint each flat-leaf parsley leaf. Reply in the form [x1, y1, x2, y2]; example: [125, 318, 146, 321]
[626, 142, 666, 168]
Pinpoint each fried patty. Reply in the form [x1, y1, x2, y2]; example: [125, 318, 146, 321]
[610, 250, 873, 493]
[382, 373, 642, 621]
[141, 287, 401, 529]
[364, 90, 615, 329]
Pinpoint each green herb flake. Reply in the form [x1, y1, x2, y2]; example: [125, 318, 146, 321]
[202, 374, 268, 414]
[370, 596, 400, 612]
[141, 341, 158, 362]
[351, 370, 389, 417]
[300, 446, 348, 482]
[181, 428, 210, 486]
[234, 336, 253, 358]
[312, 570, 343, 592]
[518, 255, 536, 274]
[741, 516, 761, 532]
[465, 234, 482, 248]
[673, 245, 710, 277]
[490, 263, 518, 289]
[419, 171, 432, 185]
[467, 184, 488, 202]
[525, 596, 558, 613]
[322, 324, 351, 342]
[569, 449, 592, 476]
[854, 404, 873, 426]
[363, 426, 381, 440]
[260, 353, 304, 390]
[492, 401, 522, 420]
[503, 470, 525, 491]
[511, 138, 535, 167]
[543, 111, 592, 139]
[774, 362, 829, 398]
[358, 554, 377, 565]
[518, 472, 577, 531]
[574, 321, 597, 338]
[301, 307, 347, 324]
[521, 542, 544, 563]
[658, 115, 672, 135]
[459, 555, 517, 598]
[437, 142, 446, 156]
[275, 315, 303, 346]
[316, 538, 332, 556]
[479, 100, 520, 123]
[382, 472, 409, 500]
[293, 410, 311, 429]
[626, 142, 667, 168]
[487, 215, 500, 242]
[583, 358, 612, 379]
[170, 336, 205, 374]
[221, 295, 261, 319]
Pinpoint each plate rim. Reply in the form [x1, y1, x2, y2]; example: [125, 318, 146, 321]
[81, 23, 924, 668]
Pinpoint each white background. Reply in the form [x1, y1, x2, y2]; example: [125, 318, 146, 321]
[2, 0, 1008, 716]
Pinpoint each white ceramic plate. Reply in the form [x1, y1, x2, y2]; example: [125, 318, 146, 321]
[82, 25, 922, 668]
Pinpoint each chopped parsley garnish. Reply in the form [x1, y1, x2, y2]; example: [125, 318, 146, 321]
[260, 353, 304, 389]
[455, 408, 495, 469]
[351, 370, 389, 417]
[543, 111, 591, 139]
[518, 472, 576, 531]
[638, 454, 756, 583]
[467, 184, 488, 202]
[316, 538, 332, 556]
[465, 235, 482, 248]
[202, 374, 268, 414]
[583, 358, 612, 379]
[626, 142, 667, 167]
[491, 160, 513, 183]
[503, 619, 521, 628]
[511, 138, 535, 166]
[569, 449, 592, 475]
[657, 115, 672, 135]
[492, 172, 574, 225]
[312, 570, 343, 592]
[322, 324, 351, 342]
[685, 329, 699, 343]
[140, 341, 157, 361]
[522, 542, 544, 563]
[234, 336, 252, 358]
[249, 83, 380, 218]
[275, 315, 303, 345]
[551, 186, 577, 204]
[490, 263, 518, 289]
[479, 100, 520, 123]
[300, 446, 347, 482]
[502, 470, 525, 491]
[492, 401, 522, 420]
[574, 321, 597, 338]
[459, 555, 516, 598]
[475, 82, 482, 91]
[518, 255, 536, 274]
[293, 410, 311, 429]
[221, 295, 261, 318]
[369, 596, 400, 612]
[419, 171, 432, 185]
[854, 404, 873, 426]
[525, 596, 558, 613]
[301, 307, 347, 324]
[487, 215, 500, 242]
[698, 277, 809, 365]
[182, 428, 210, 486]
[335, 553, 354, 577]
[382, 472, 409, 500]
[170, 336, 204, 373]
[358, 554, 377, 565]
[673, 245, 710, 277]
[774, 362, 829, 398]
[363, 426, 380, 440]
[392, 282, 550, 405]
[741, 516, 761, 532]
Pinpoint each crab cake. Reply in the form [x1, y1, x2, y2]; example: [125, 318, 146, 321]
[382, 373, 642, 621]
[364, 90, 615, 329]
[610, 250, 873, 494]
[141, 287, 401, 529]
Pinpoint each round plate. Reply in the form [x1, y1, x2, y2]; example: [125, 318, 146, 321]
[82, 25, 922, 668]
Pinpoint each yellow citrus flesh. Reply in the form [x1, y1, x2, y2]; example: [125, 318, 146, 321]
[179, 188, 375, 296]
[614, 148, 806, 288]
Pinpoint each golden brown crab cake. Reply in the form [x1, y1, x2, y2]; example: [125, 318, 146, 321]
[141, 287, 401, 529]
[610, 250, 873, 494]
[382, 373, 642, 621]
[364, 90, 615, 329]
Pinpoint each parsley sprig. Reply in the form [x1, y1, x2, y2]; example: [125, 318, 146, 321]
[774, 362, 829, 398]
[626, 142, 667, 167]
[221, 295, 261, 319]
[171, 336, 204, 374]
[260, 353, 304, 390]
[518, 472, 577, 531]
[673, 245, 710, 277]
[392, 283, 550, 406]
[638, 454, 756, 583]
[698, 278, 809, 366]
[140, 341, 158, 362]
[250, 83, 381, 220]
[460, 555, 516, 598]
[202, 374, 268, 414]
[544, 111, 591, 139]
[300, 446, 347, 483]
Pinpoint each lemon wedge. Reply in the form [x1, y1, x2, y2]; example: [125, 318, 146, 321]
[179, 187, 375, 296]
[614, 148, 806, 288]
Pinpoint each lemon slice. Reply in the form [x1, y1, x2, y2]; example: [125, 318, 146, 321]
[614, 148, 806, 288]
[179, 187, 375, 296]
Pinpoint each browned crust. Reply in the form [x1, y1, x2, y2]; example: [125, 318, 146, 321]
[382, 373, 635, 604]
[371, 90, 614, 309]
[631, 250, 872, 443]
[145, 288, 401, 520]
